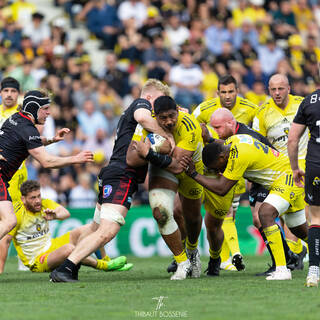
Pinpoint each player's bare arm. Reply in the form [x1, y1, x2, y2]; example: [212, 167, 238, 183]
[0, 234, 12, 273]
[28, 146, 93, 169]
[40, 128, 71, 146]
[181, 156, 237, 196]
[44, 205, 70, 221]
[288, 122, 307, 187]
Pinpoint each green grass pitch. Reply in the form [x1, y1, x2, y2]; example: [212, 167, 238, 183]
[1, 256, 319, 320]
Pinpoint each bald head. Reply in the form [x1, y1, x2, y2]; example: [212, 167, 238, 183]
[268, 73, 290, 109]
[210, 107, 236, 139]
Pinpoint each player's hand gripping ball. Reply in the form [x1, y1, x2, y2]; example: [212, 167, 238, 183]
[146, 133, 170, 154]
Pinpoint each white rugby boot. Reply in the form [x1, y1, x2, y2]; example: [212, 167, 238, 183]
[220, 257, 237, 271]
[305, 266, 319, 287]
[187, 248, 202, 278]
[266, 266, 292, 280]
[170, 259, 192, 280]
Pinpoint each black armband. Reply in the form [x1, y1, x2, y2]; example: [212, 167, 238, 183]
[145, 149, 172, 168]
[208, 137, 215, 143]
[189, 171, 198, 179]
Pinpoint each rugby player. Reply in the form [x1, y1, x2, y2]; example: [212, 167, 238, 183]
[0, 180, 129, 273]
[192, 75, 259, 271]
[0, 90, 93, 245]
[253, 74, 308, 273]
[50, 79, 177, 282]
[128, 96, 203, 280]
[288, 87, 320, 287]
[210, 108, 300, 275]
[182, 134, 308, 280]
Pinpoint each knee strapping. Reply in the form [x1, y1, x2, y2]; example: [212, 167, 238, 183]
[97, 205, 125, 226]
[149, 188, 177, 235]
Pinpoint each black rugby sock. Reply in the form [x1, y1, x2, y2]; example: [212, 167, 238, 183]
[280, 229, 291, 263]
[57, 259, 77, 274]
[308, 225, 320, 267]
[259, 227, 275, 267]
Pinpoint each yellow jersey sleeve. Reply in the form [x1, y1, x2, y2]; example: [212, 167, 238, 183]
[41, 199, 60, 212]
[223, 136, 250, 182]
[132, 124, 148, 142]
[207, 125, 219, 139]
[175, 113, 202, 152]
[192, 98, 219, 124]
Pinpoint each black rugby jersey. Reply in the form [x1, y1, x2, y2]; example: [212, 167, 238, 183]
[294, 89, 320, 164]
[109, 98, 152, 165]
[236, 122, 274, 148]
[0, 112, 43, 181]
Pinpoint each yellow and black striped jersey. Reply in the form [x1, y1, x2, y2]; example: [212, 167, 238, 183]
[193, 96, 259, 126]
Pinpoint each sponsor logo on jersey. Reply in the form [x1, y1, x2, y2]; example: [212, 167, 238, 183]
[189, 188, 202, 196]
[9, 117, 17, 126]
[0, 130, 4, 135]
[313, 177, 320, 186]
[29, 135, 41, 141]
[214, 209, 228, 217]
[290, 192, 295, 199]
[103, 185, 113, 198]
[271, 186, 284, 193]
[128, 196, 132, 204]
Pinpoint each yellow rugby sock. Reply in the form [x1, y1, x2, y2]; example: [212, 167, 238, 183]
[264, 225, 286, 266]
[209, 247, 222, 260]
[102, 254, 111, 262]
[186, 237, 198, 251]
[287, 239, 303, 254]
[220, 239, 230, 263]
[222, 217, 240, 256]
[96, 259, 108, 271]
[174, 250, 188, 264]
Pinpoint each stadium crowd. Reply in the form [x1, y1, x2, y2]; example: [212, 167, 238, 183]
[0, 0, 319, 207]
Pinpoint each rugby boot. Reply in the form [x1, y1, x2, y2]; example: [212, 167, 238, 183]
[50, 269, 78, 283]
[255, 264, 276, 276]
[295, 245, 308, 270]
[220, 258, 237, 271]
[205, 257, 221, 277]
[167, 260, 178, 273]
[187, 248, 202, 278]
[117, 263, 133, 271]
[266, 267, 292, 280]
[105, 256, 127, 271]
[232, 253, 245, 271]
[170, 260, 192, 280]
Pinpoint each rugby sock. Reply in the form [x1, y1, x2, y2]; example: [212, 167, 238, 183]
[308, 225, 320, 267]
[96, 259, 108, 271]
[258, 227, 276, 267]
[264, 224, 286, 267]
[174, 249, 188, 264]
[102, 254, 111, 262]
[209, 247, 222, 260]
[181, 238, 186, 249]
[95, 250, 102, 259]
[280, 229, 291, 263]
[222, 217, 240, 256]
[57, 259, 77, 274]
[186, 237, 198, 252]
[287, 238, 303, 254]
[220, 239, 230, 263]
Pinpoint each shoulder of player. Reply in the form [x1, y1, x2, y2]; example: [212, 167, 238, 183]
[41, 198, 58, 209]
[238, 97, 259, 110]
[198, 98, 218, 112]
[254, 101, 270, 116]
[178, 112, 199, 131]
[131, 98, 152, 112]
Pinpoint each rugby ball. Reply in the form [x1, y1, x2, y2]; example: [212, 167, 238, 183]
[146, 133, 167, 152]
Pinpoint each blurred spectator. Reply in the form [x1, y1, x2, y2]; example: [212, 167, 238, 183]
[165, 12, 190, 55]
[38, 168, 59, 202]
[83, 128, 113, 161]
[243, 59, 269, 89]
[99, 53, 130, 98]
[2, 17, 22, 51]
[169, 51, 203, 110]
[143, 35, 173, 81]
[118, 0, 147, 29]
[244, 81, 267, 106]
[238, 39, 258, 70]
[216, 42, 239, 72]
[23, 12, 50, 46]
[257, 36, 285, 76]
[292, 0, 313, 32]
[58, 0, 85, 28]
[138, 6, 164, 42]
[272, 0, 296, 39]
[199, 60, 219, 100]
[77, 99, 109, 138]
[10, 0, 36, 25]
[68, 172, 96, 208]
[84, 0, 120, 50]
[9, 60, 36, 92]
[68, 38, 88, 59]
[286, 34, 305, 78]
[205, 16, 232, 56]
[51, 17, 68, 46]
[233, 18, 259, 51]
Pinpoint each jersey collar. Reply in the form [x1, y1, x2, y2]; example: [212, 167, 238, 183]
[19, 112, 32, 122]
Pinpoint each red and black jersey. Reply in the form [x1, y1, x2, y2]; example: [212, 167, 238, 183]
[0, 112, 43, 181]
